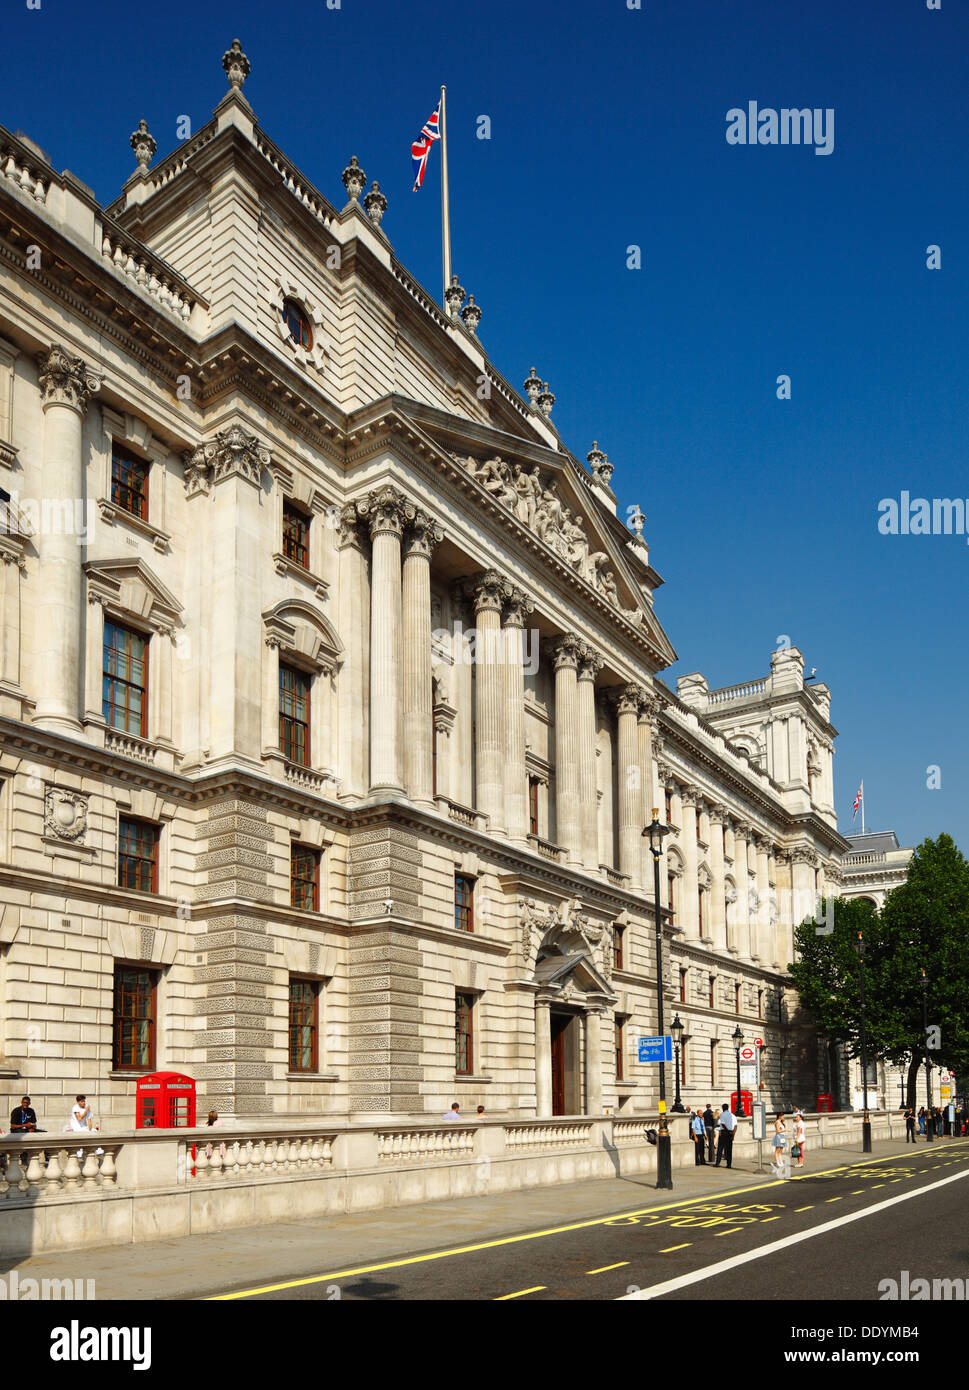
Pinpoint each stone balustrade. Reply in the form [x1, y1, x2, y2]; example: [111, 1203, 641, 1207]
[0, 1111, 909, 1256]
[707, 679, 768, 706]
[1, 146, 48, 203]
[99, 226, 196, 321]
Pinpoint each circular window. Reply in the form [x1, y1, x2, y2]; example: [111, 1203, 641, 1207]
[282, 299, 313, 350]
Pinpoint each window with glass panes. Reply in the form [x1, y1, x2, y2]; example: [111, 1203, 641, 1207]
[290, 844, 320, 911]
[118, 817, 158, 893]
[665, 788, 672, 823]
[679, 968, 686, 1003]
[288, 978, 318, 1072]
[528, 777, 540, 836]
[282, 299, 313, 349]
[111, 441, 150, 520]
[613, 923, 625, 971]
[735, 982, 741, 1014]
[455, 992, 474, 1074]
[454, 874, 474, 932]
[103, 620, 148, 737]
[615, 1016, 625, 1080]
[113, 966, 156, 1070]
[279, 663, 311, 766]
[282, 502, 309, 568]
[668, 873, 676, 923]
[708, 974, 715, 1008]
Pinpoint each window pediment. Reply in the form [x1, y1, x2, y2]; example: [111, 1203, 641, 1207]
[84, 557, 182, 632]
[263, 599, 343, 675]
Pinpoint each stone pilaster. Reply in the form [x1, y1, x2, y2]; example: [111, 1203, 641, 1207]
[33, 345, 101, 733]
[535, 999, 552, 1117]
[469, 570, 506, 831]
[402, 510, 443, 808]
[502, 586, 532, 844]
[679, 785, 701, 939]
[709, 803, 729, 951]
[585, 1008, 603, 1114]
[577, 647, 603, 870]
[553, 634, 584, 865]
[637, 691, 658, 884]
[356, 485, 409, 793]
[614, 684, 642, 886]
[733, 823, 753, 959]
[754, 834, 771, 963]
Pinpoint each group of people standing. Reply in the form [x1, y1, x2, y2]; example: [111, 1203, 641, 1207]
[689, 1104, 807, 1172]
[905, 1105, 966, 1140]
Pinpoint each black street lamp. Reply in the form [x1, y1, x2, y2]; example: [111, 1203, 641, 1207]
[670, 1014, 685, 1113]
[643, 810, 673, 1189]
[921, 969, 934, 1143]
[854, 932, 872, 1154]
[732, 1025, 744, 1117]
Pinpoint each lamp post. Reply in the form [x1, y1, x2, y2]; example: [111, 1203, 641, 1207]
[854, 932, 872, 1154]
[644, 810, 673, 1189]
[732, 1024, 744, 1117]
[921, 969, 934, 1143]
[670, 1014, 685, 1112]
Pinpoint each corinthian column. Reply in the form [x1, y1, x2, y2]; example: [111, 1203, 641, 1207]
[502, 586, 532, 844]
[470, 571, 506, 830]
[679, 786, 701, 939]
[357, 485, 409, 793]
[577, 647, 603, 870]
[709, 803, 728, 951]
[753, 834, 771, 964]
[585, 1009, 603, 1114]
[34, 346, 101, 732]
[402, 510, 443, 808]
[733, 823, 753, 959]
[553, 634, 583, 864]
[637, 691, 658, 885]
[614, 684, 642, 886]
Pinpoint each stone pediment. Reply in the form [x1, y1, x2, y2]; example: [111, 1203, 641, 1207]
[534, 950, 613, 999]
[84, 557, 182, 630]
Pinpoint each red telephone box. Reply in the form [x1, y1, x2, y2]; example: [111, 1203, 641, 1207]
[816, 1093, 834, 1113]
[730, 1090, 753, 1117]
[135, 1072, 196, 1129]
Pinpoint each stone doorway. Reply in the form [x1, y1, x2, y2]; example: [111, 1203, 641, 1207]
[550, 1010, 581, 1115]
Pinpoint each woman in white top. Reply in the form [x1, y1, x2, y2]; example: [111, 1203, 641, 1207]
[793, 1109, 806, 1168]
[69, 1095, 93, 1133]
[772, 1112, 787, 1172]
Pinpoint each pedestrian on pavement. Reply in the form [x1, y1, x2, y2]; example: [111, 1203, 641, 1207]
[905, 1107, 916, 1142]
[442, 1102, 462, 1122]
[690, 1108, 706, 1165]
[703, 1102, 716, 1162]
[771, 1112, 788, 1174]
[943, 1106, 952, 1137]
[715, 1102, 737, 1168]
[918, 1106, 926, 1136]
[792, 1109, 806, 1168]
[936, 1107, 944, 1137]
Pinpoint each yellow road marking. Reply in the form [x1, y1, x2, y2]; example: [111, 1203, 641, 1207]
[208, 1146, 939, 1299]
[826, 1197, 842, 1203]
[586, 1262, 629, 1275]
[495, 1286, 545, 1300]
[761, 1216, 781, 1221]
[659, 1244, 692, 1252]
[716, 1228, 743, 1236]
[795, 1205, 813, 1211]
[851, 1190, 865, 1195]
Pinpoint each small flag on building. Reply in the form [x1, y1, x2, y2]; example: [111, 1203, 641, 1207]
[852, 781, 864, 820]
[411, 101, 441, 191]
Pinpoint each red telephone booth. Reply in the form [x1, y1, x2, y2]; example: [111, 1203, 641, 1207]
[730, 1090, 753, 1117]
[135, 1072, 196, 1129]
[816, 1093, 834, 1113]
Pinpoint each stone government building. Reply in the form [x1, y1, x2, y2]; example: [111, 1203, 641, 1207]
[0, 43, 856, 1125]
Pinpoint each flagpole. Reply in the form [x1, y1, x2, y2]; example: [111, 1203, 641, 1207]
[440, 84, 451, 307]
[861, 781, 865, 835]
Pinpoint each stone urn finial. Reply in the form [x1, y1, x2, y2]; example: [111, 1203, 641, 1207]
[587, 440, 613, 485]
[460, 294, 482, 335]
[537, 382, 555, 418]
[363, 180, 388, 226]
[222, 38, 250, 90]
[341, 155, 366, 203]
[444, 274, 466, 319]
[129, 119, 156, 171]
[628, 504, 646, 538]
[523, 367, 542, 407]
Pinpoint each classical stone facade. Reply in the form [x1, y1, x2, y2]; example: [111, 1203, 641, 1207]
[0, 45, 857, 1126]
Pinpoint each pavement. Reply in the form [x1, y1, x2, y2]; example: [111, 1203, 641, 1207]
[3, 1133, 961, 1301]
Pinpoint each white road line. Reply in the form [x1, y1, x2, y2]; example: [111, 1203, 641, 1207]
[619, 1167, 969, 1301]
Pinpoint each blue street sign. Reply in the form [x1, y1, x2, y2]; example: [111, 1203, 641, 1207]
[638, 1035, 673, 1063]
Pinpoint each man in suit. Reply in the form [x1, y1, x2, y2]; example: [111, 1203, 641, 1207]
[703, 1103, 717, 1162]
[10, 1096, 38, 1132]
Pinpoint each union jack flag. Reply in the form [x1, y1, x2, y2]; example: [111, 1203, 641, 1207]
[852, 781, 863, 819]
[412, 101, 441, 191]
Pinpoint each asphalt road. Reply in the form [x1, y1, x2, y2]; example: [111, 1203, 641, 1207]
[209, 1138, 969, 1302]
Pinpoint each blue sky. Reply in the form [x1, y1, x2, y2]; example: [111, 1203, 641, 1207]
[6, 0, 967, 851]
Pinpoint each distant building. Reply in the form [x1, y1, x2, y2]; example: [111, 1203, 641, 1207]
[840, 830, 914, 910]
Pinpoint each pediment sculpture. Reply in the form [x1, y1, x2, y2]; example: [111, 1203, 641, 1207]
[455, 453, 641, 625]
[520, 895, 609, 977]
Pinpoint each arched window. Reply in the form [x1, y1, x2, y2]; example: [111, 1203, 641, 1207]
[282, 298, 313, 350]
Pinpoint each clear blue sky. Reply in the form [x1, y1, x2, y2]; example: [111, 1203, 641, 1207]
[7, 0, 967, 852]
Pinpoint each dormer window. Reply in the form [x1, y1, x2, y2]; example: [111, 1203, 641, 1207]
[282, 299, 312, 350]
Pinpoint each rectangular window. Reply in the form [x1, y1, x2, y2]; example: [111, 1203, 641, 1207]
[710, 1039, 717, 1085]
[758, 989, 763, 1019]
[697, 889, 704, 935]
[665, 789, 672, 824]
[113, 965, 156, 1070]
[708, 975, 715, 1009]
[613, 924, 625, 971]
[118, 817, 158, 894]
[679, 968, 686, 1004]
[290, 844, 320, 911]
[528, 777, 540, 837]
[279, 663, 311, 766]
[615, 1017, 624, 1081]
[696, 814, 702, 843]
[103, 620, 148, 737]
[282, 502, 309, 569]
[455, 992, 474, 1074]
[111, 441, 150, 521]
[668, 874, 675, 923]
[289, 978, 319, 1072]
[454, 874, 474, 933]
[735, 982, 741, 1015]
